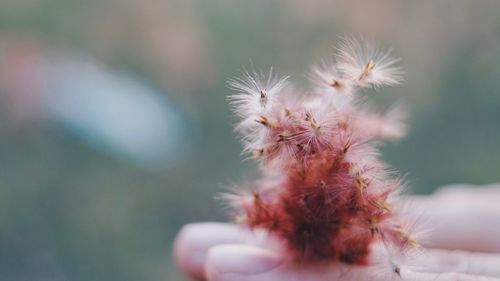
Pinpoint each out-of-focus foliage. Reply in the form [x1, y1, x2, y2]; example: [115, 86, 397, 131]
[0, 1, 499, 280]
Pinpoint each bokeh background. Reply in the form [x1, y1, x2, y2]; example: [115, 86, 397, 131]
[0, 1, 499, 280]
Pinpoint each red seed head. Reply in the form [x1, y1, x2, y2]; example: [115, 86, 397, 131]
[224, 37, 417, 265]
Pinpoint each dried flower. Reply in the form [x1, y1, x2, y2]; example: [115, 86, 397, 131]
[224, 37, 417, 266]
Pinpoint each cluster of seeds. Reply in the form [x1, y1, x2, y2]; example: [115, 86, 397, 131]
[225, 37, 417, 265]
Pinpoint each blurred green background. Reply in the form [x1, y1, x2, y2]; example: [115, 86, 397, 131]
[0, 1, 499, 280]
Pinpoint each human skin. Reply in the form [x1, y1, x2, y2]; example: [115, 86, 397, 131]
[174, 184, 500, 281]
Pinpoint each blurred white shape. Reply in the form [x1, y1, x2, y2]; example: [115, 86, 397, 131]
[38, 53, 190, 167]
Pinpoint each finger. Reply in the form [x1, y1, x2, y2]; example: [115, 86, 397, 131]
[204, 243, 500, 281]
[204, 244, 373, 281]
[407, 185, 500, 252]
[173, 222, 276, 279]
[204, 244, 421, 281]
[433, 183, 500, 198]
[408, 249, 500, 278]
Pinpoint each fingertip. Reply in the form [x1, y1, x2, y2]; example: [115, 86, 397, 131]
[173, 223, 244, 280]
[173, 223, 206, 279]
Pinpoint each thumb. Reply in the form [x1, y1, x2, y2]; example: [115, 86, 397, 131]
[204, 244, 285, 281]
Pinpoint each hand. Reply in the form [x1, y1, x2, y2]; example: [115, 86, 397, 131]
[174, 184, 500, 281]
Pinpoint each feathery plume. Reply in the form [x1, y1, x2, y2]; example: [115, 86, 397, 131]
[336, 36, 404, 87]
